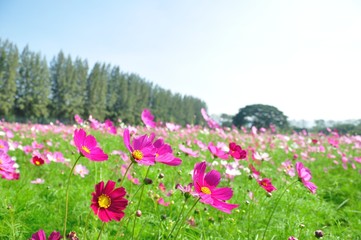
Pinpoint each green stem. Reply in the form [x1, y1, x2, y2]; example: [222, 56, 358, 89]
[83, 209, 93, 240]
[119, 162, 134, 187]
[131, 166, 151, 239]
[167, 198, 189, 239]
[261, 180, 298, 240]
[173, 198, 201, 239]
[97, 222, 106, 240]
[63, 154, 82, 239]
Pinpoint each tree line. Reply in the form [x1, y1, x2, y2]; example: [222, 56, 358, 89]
[0, 39, 207, 126]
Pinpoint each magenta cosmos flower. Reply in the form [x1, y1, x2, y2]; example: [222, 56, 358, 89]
[208, 142, 229, 160]
[296, 162, 317, 194]
[73, 128, 108, 161]
[257, 178, 277, 193]
[123, 128, 156, 165]
[153, 138, 182, 166]
[229, 142, 247, 160]
[30, 229, 62, 240]
[141, 108, 156, 128]
[192, 161, 239, 213]
[91, 180, 128, 222]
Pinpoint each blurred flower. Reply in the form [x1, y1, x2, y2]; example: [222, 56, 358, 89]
[228, 142, 247, 160]
[257, 178, 277, 193]
[29, 229, 62, 240]
[296, 162, 317, 194]
[0, 151, 19, 180]
[31, 155, 45, 166]
[91, 180, 128, 222]
[73, 128, 108, 161]
[73, 164, 89, 178]
[104, 119, 117, 135]
[141, 108, 156, 128]
[31, 178, 45, 184]
[208, 142, 229, 160]
[0, 139, 9, 153]
[74, 114, 83, 124]
[192, 161, 239, 213]
[179, 144, 199, 157]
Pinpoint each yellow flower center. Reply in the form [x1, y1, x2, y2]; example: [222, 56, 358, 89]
[35, 160, 41, 165]
[0, 145, 4, 149]
[132, 150, 143, 161]
[201, 186, 211, 194]
[82, 146, 90, 154]
[98, 194, 111, 208]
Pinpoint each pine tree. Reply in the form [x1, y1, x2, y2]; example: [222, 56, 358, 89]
[0, 39, 18, 119]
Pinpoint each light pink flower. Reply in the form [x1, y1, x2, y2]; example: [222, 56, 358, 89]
[31, 178, 45, 184]
[179, 144, 199, 157]
[296, 162, 317, 194]
[208, 142, 229, 160]
[74, 164, 89, 177]
[141, 108, 156, 128]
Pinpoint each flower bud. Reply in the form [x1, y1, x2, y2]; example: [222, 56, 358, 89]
[315, 230, 324, 238]
[143, 178, 153, 185]
[136, 210, 142, 217]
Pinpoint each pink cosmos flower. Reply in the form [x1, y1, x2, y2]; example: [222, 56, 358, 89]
[208, 142, 229, 160]
[280, 160, 295, 177]
[31, 155, 45, 166]
[179, 144, 199, 157]
[201, 108, 220, 129]
[121, 164, 140, 185]
[91, 180, 128, 222]
[104, 119, 117, 135]
[0, 151, 19, 180]
[296, 162, 317, 194]
[141, 108, 156, 128]
[73, 164, 89, 178]
[157, 197, 170, 206]
[123, 128, 156, 165]
[0, 139, 9, 153]
[257, 178, 277, 193]
[30, 229, 62, 240]
[74, 114, 83, 124]
[31, 178, 45, 184]
[153, 138, 182, 166]
[192, 161, 239, 213]
[73, 128, 108, 161]
[165, 122, 181, 131]
[228, 142, 247, 160]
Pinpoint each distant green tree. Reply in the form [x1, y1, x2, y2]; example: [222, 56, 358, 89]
[49, 51, 67, 118]
[86, 63, 109, 121]
[220, 113, 234, 128]
[16, 46, 50, 121]
[72, 57, 88, 118]
[233, 104, 289, 130]
[0, 39, 18, 119]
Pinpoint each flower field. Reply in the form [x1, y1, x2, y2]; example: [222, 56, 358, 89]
[0, 110, 360, 240]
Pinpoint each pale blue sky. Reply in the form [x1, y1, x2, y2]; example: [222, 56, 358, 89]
[1, 0, 360, 122]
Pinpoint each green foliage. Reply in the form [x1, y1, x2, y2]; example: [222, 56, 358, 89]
[0, 38, 207, 126]
[0, 39, 18, 118]
[233, 104, 289, 130]
[0, 123, 360, 239]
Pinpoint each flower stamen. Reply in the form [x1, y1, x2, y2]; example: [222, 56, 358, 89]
[201, 186, 211, 194]
[98, 194, 111, 208]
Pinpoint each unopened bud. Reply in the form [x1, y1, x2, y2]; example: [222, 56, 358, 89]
[315, 230, 324, 238]
[136, 210, 142, 217]
[143, 178, 153, 185]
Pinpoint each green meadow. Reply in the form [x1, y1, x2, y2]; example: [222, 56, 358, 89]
[0, 121, 360, 240]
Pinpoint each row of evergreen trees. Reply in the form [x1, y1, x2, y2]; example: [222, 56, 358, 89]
[0, 39, 207, 126]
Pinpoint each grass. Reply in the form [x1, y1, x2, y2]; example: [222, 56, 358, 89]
[0, 121, 361, 239]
